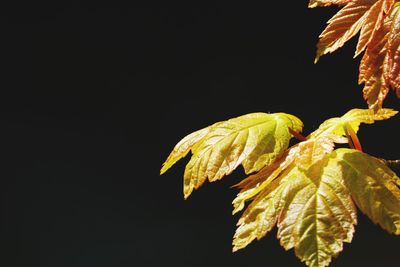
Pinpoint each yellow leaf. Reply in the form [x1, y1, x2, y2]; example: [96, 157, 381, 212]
[232, 135, 340, 214]
[160, 112, 303, 199]
[335, 148, 400, 234]
[234, 154, 357, 267]
[232, 147, 297, 214]
[232, 175, 283, 250]
[160, 127, 211, 175]
[311, 108, 397, 138]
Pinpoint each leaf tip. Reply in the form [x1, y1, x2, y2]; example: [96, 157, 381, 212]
[160, 165, 168, 175]
[314, 51, 322, 64]
[353, 47, 364, 58]
[308, 3, 317, 8]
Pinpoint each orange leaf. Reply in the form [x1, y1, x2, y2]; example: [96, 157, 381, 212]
[359, 20, 391, 109]
[355, 0, 394, 57]
[384, 6, 400, 97]
[314, 0, 399, 107]
[308, 0, 351, 8]
[316, 0, 375, 62]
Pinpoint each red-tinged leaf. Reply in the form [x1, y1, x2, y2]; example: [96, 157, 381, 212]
[316, 0, 375, 62]
[308, 0, 351, 8]
[362, 74, 390, 110]
[313, 0, 400, 106]
[359, 21, 390, 84]
[359, 11, 392, 109]
[355, 0, 394, 57]
[384, 4, 400, 97]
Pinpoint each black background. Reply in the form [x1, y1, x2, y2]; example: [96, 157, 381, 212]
[1, 2, 400, 267]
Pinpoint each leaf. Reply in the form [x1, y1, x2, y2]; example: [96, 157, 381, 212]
[164, 108, 400, 267]
[313, 0, 399, 107]
[161, 112, 303, 199]
[232, 109, 398, 267]
[359, 4, 395, 109]
[311, 108, 398, 138]
[232, 135, 342, 214]
[308, 0, 351, 8]
[234, 153, 357, 267]
[160, 127, 211, 175]
[359, 11, 392, 84]
[277, 158, 357, 267]
[355, 0, 394, 57]
[232, 146, 298, 214]
[335, 148, 400, 234]
[233, 108, 396, 214]
[383, 3, 400, 97]
[315, 0, 375, 62]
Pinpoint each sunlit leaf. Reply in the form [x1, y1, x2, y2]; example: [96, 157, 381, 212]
[232, 135, 341, 214]
[232, 109, 398, 267]
[234, 153, 357, 267]
[313, 0, 400, 107]
[355, 0, 394, 57]
[383, 3, 400, 97]
[163, 106, 400, 267]
[308, 0, 351, 8]
[315, 0, 375, 62]
[335, 148, 400, 234]
[311, 108, 397, 138]
[160, 127, 211, 175]
[359, 3, 396, 108]
[161, 113, 303, 198]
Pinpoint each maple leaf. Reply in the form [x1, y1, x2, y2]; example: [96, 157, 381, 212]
[232, 108, 397, 213]
[383, 3, 400, 97]
[161, 108, 398, 267]
[311, 108, 398, 138]
[232, 135, 344, 214]
[160, 112, 303, 198]
[308, 0, 351, 8]
[233, 148, 358, 267]
[336, 149, 400, 234]
[359, 13, 392, 109]
[312, 0, 400, 108]
[232, 108, 399, 267]
[315, 0, 387, 62]
[359, 3, 400, 108]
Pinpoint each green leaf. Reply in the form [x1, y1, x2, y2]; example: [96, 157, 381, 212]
[335, 148, 400, 234]
[160, 112, 303, 199]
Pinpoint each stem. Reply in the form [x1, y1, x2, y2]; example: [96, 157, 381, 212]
[289, 128, 307, 141]
[344, 123, 362, 152]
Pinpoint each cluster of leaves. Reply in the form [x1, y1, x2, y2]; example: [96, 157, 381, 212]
[161, 109, 400, 267]
[311, 0, 400, 109]
[160, 1, 400, 267]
